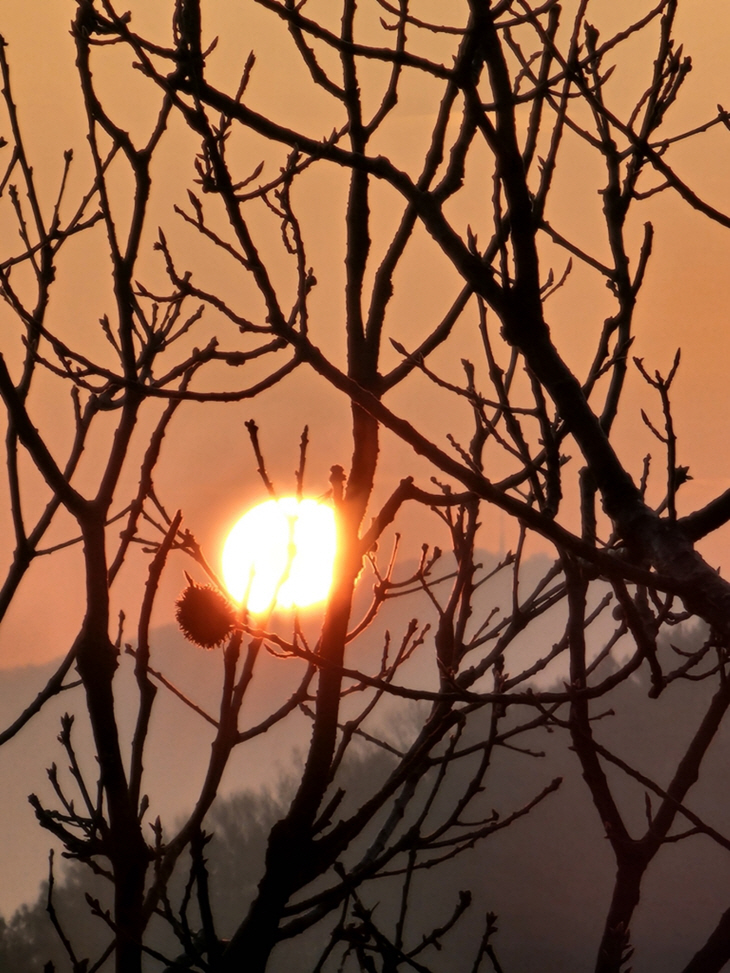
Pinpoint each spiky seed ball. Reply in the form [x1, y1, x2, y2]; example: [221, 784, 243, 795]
[175, 576, 236, 649]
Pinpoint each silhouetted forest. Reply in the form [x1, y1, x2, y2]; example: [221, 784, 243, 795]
[2, 615, 726, 973]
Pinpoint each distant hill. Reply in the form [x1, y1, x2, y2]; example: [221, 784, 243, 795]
[1, 554, 729, 971]
[0, 622, 312, 919]
[3, 641, 730, 972]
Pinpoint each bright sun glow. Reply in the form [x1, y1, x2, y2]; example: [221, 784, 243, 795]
[221, 498, 337, 614]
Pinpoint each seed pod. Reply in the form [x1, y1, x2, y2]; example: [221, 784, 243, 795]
[175, 574, 236, 649]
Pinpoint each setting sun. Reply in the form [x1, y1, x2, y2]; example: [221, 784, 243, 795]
[221, 498, 337, 614]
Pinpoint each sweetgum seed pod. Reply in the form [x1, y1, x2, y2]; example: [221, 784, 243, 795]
[175, 580, 236, 649]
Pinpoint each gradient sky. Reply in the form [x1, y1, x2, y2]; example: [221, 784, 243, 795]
[0, 0, 730, 933]
[0, 0, 728, 673]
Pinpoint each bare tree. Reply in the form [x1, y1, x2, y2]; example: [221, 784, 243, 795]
[2, 1, 730, 971]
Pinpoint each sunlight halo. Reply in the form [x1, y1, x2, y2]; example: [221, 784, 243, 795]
[221, 497, 337, 614]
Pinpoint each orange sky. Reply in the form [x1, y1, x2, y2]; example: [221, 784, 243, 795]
[0, 1, 730, 668]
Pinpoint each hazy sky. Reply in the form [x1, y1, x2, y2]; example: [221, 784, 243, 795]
[0, 0, 729, 674]
[0, 0, 730, 936]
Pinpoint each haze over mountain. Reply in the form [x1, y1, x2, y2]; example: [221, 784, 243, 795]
[1, 555, 727, 971]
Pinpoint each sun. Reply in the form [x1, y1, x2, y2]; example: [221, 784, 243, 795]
[221, 497, 337, 614]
